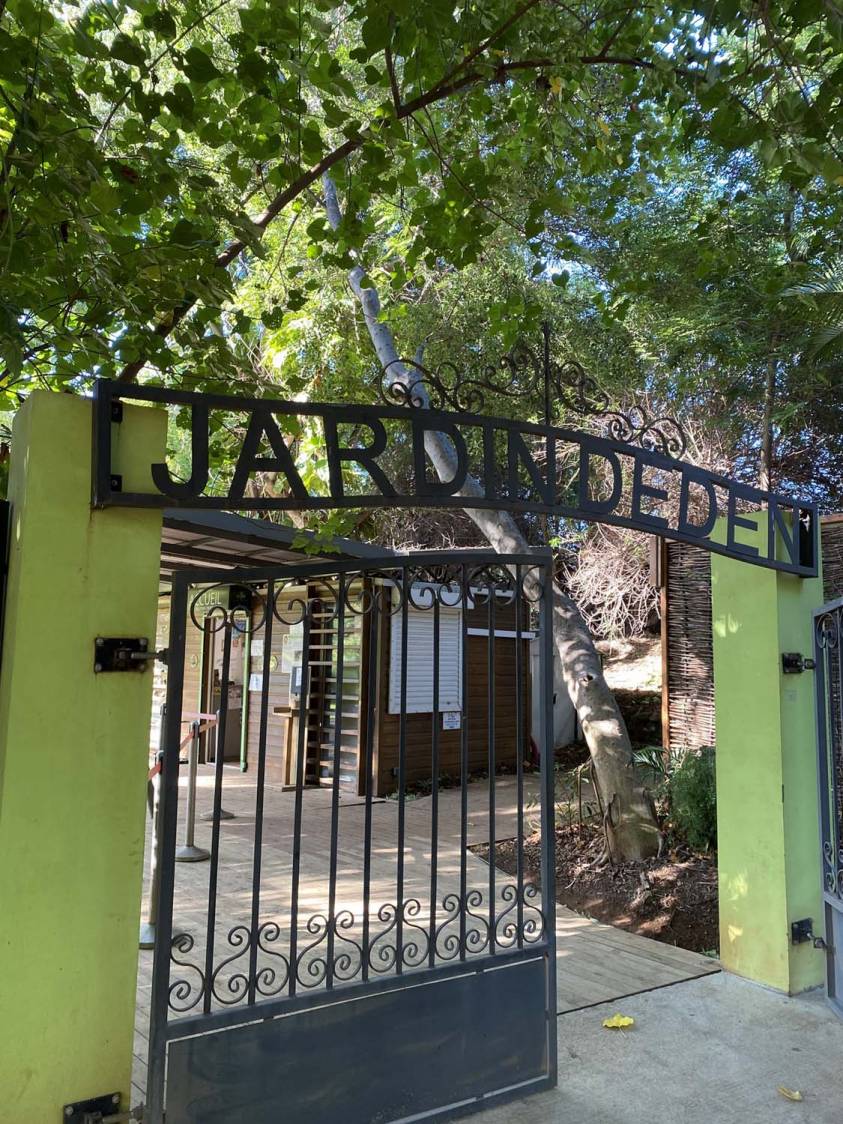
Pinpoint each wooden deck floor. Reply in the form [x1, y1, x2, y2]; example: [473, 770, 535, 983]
[132, 768, 718, 1109]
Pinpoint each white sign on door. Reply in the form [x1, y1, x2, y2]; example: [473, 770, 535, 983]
[442, 711, 461, 730]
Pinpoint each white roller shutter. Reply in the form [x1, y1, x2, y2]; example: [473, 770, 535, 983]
[388, 603, 463, 714]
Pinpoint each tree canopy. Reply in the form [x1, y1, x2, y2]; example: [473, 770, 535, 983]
[5, 0, 843, 862]
[2, 0, 843, 505]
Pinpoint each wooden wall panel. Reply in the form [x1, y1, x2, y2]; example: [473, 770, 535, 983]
[375, 619, 531, 795]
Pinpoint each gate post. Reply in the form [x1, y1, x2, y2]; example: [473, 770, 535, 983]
[711, 518, 824, 994]
[0, 392, 165, 1119]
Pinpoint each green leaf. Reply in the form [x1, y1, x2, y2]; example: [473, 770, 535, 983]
[182, 46, 220, 83]
[142, 9, 178, 38]
[170, 219, 205, 247]
[110, 33, 146, 69]
[262, 307, 285, 329]
[306, 218, 329, 241]
[163, 82, 195, 120]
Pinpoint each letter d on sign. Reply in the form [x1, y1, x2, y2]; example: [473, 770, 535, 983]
[578, 438, 622, 515]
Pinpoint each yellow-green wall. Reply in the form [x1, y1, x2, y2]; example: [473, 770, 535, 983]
[711, 516, 824, 993]
[0, 393, 164, 1120]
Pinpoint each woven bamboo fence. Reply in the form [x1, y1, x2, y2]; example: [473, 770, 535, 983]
[821, 518, 843, 601]
[663, 518, 843, 749]
[664, 542, 716, 750]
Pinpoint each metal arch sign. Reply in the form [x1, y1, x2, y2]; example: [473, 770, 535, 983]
[92, 380, 818, 577]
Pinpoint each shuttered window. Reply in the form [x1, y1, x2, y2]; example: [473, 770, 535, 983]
[388, 604, 463, 714]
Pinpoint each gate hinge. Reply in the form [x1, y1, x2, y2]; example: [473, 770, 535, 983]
[94, 637, 168, 673]
[62, 1092, 139, 1123]
[782, 652, 816, 674]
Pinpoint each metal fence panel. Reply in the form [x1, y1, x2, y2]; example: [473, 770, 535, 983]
[145, 551, 557, 1122]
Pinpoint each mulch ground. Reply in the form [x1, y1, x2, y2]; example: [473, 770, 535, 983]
[476, 821, 719, 956]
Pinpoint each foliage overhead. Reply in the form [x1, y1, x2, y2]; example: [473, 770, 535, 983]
[4, 0, 843, 407]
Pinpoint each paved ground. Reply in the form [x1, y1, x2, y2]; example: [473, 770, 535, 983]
[482, 971, 843, 1124]
[132, 766, 717, 1109]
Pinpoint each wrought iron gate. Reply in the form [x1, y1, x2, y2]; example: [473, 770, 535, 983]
[814, 596, 843, 1017]
[147, 550, 557, 1123]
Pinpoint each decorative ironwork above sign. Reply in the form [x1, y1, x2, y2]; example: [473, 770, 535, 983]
[381, 323, 689, 458]
[92, 379, 818, 577]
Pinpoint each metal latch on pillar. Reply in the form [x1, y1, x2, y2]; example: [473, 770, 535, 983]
[93, 637, 167, 673]
[781, 652, 816, 674]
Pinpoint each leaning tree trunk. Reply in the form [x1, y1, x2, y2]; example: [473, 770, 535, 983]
[324, 176, 660, 861]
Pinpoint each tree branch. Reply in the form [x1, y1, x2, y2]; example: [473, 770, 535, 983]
[432, 0, 545, 93]
[115, 48, 701, 382]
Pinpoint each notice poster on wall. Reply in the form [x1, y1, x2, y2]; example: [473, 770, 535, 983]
[442, 711, 461, 730]
[282, 623, 304, 673]
[248, 673, 263, 693]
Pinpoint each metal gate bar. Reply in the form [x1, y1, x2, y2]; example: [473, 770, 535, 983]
[146, 549, 557, 1122]
[814, 596, 843, 1016]
[246, 577, 274, 1005]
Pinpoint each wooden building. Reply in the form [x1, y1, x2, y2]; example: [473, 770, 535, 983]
[154, 512, 534, 796]
[150, 510, 385, 763]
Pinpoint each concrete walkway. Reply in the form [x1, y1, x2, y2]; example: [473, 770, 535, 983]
[482, 972, 843, 1124]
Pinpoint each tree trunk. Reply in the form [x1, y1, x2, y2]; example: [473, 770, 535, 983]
[324, 176, 660, 861]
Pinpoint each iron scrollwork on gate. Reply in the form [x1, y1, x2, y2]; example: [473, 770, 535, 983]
[155, 556, 551, 1030]
[380, 321, 688, 458]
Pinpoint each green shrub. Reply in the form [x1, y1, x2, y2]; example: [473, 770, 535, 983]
[669, 747, 716, 851]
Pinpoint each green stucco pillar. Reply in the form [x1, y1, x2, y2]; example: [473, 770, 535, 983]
[711, 517, 824, 994]
[0, 392, 165, 1120]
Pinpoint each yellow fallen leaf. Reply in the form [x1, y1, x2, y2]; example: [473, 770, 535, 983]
[777, 1087, 803, 1102]
[598, 118, 611, 135]
[550, 77, 562, 96]
[602, 1013, 634, 1030]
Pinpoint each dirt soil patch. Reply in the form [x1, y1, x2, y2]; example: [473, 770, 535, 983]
[477, 821, 719, 956]
[597, 635, 661, 691]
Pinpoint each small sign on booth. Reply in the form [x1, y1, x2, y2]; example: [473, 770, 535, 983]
[442, 711, 461, 731]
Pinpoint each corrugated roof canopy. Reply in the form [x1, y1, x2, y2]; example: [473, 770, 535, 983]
[160, 509, 385, 585]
